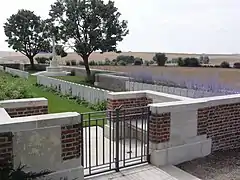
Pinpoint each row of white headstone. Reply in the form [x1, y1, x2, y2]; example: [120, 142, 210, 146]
[0, 66, 29, 79]
[126, 81, 225, 98]
[37, 75, 112, 104]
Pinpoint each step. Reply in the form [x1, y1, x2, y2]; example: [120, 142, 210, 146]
[161, 165, 201, 180]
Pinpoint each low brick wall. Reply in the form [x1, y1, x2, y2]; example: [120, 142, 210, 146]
[198, 102, 240, 151]
[0, 109, 83, 179]
[0, 98, 48, 118]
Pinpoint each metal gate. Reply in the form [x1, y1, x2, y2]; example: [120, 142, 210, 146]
[81, 106, 150, 177]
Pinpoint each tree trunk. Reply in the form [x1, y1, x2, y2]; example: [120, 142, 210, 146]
[83, 55, 91, 78]
[28, 56, 35, 70]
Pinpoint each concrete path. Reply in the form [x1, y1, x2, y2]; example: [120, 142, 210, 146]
[86, 164, 178, 180]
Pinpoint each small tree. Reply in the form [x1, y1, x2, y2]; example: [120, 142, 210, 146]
[49, 0, 129, 77]
[4, 9, 51, 69]
[153, 53, 168, 66]
[220, 61, 230, 68]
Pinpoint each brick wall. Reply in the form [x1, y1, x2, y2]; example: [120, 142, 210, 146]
[149, 113, 171, 143]
[0, 132, 13, 169]
[5, 106, 48, 118]
[61, 124, 81, 161]
[198, 103, 240, 151]
[107, 97, 152, 121]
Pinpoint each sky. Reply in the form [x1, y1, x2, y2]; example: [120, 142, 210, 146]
[0, 0, 239, 54]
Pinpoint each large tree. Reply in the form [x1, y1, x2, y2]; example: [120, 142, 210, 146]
[49, 0, 129, 77]
[4, 9, 51, 69]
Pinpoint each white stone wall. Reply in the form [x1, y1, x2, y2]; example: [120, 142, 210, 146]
[5, 67, 29, 79]
[37, 75, 111, 104]
[126, 81, 224, 98]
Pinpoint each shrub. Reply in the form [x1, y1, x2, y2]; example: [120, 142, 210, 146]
[133, 57, 143, 65]
[199, 55, 210, 64]
[178, 57, 200, 67]
[153, 53, 168, 66]
[66, 61, 70, 66]
[79, 61, 85, 65]
[89, 61, 97, 66]
[104, 58, 111, 65]
[220, 61, 230, 68]
[0, 75, 33, 100]
[233, 62, 240, 69]
[118, 60, 127, 66]
[84, 72, 96, 85]
[70, 70, 75, 76]
[35, 57, 49, 64]
[70, 60, 77, 66]
[144, 60, 150, 66]
[116, 55, 135, 64]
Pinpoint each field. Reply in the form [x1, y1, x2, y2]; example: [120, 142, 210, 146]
[1, 51, 240, 89]
[1, 51, 240, 65]
[88, 65, 240, 89]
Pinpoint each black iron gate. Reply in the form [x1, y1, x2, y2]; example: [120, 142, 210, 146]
[81, 106, 150, 177]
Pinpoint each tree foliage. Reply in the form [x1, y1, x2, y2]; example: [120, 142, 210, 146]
[4, 9, 51, 69]
[49, 0, 129, 76]
[55, 45, 68, 57]
[153, 53, 168, 66]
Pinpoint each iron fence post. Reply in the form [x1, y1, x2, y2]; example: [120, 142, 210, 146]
[147, 107, 151, 164]
[80, 114, 84, 167]
[115, 108, 120, 172]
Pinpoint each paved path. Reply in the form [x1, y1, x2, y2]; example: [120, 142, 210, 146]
[86, 164, 178, 180]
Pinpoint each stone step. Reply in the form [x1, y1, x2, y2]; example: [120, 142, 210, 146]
[161, 165, 201, 180]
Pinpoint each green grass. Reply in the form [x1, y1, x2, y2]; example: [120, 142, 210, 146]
[55, 76, 93, 86]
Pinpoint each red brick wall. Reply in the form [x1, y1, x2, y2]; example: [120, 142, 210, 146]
[107, 97, 152, 121]
[198, 103, 240, 151]
[61, 124, 81, 161]
[149, 113, 171, 143]
[5, 106, 48, 118]
[0, 132, 13, 169]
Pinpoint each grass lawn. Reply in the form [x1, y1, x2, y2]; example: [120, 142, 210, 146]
[56, 75, 92, 86]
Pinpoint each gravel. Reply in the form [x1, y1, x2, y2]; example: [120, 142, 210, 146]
[177, 149, 240, 180]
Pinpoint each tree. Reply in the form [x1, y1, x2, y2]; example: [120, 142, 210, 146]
[153, 53, 168, 66]
[49, 0, 129, 77]
[4, 9, 51, 69]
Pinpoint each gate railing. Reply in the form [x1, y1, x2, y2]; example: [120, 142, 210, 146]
[81, 106, 150, 177]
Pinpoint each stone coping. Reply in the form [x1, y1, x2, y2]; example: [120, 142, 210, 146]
[107, 90, 193, 101]
[0, 98, 48, 109]
[149, 94, 240, 113]
[0, 112, 80, 132]
[0, 108, 11, 120]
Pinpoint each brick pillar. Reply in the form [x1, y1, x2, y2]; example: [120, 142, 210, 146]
[0, 132, 13, 169]
[149, 112, 171, 143]
[61, 124, 81, 161]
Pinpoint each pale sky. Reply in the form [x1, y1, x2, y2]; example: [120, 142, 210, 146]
[0, 0, 239, 53]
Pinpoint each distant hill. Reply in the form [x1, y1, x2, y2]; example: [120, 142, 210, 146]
[0, 51, 240, 65]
